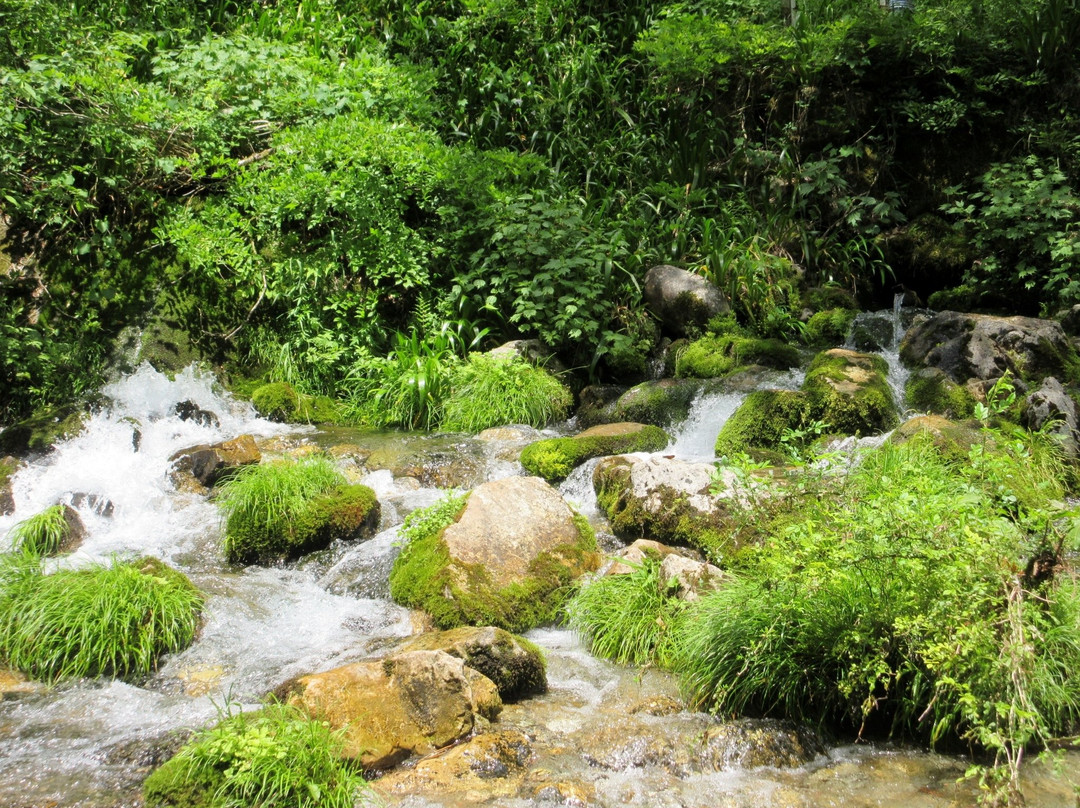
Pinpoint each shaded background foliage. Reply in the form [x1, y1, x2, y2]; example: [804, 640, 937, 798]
[2, 0, 1080, 419]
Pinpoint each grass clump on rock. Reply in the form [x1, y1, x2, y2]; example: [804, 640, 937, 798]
[143, 702, 369, 808]
[442, 353, 572, 432]
[7, 504, 71, 556]
[218, 457, 378, 564]
[520, 423, 670, 483]
[0, 555, 203, 682]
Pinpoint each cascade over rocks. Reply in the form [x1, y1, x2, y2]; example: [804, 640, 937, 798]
[900, 311, 1079, 387]
[396, 625, 547, 701]
[280, 649, 502, 770]
[593, 455, 740, 558]
[644, 264, 730, 337]
[169, 434, 260, 489]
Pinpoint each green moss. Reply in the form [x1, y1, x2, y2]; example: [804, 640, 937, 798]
[803, 350, 899, 436]
[251, 383, 342, 425]
[137, 314, 202, 375]
[143, 752, 217, 808]
[714, 390, 815, 456]
[676, 335, 800, 379]
[906, 369, 976, 418]
[519, 424, 670, 483]
[614, 379, 700, 427]
[389, 494, 597, 633]
[0, 406, 87, 456]
[803, 308, 857, 347]
[802, 286, 858, 312]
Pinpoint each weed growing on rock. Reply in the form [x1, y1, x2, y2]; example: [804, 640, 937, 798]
[6, 505, 68, 555]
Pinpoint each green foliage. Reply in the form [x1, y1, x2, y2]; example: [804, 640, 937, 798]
[0, 555, 203, 682]
[520, 425, 670, 483]
[442, 354, 572, 432]
[217, 458, 377, 564]
[6, 504, 69, 556]
[943, 156, 1080, 313]
[566, 558, 686, 666]
[672, 434, 1080, 803]
[803, 308, 856, 347]
[143, 702, 369, 808]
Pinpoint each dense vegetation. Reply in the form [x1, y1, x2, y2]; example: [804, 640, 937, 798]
[2, 0, 1079, 421]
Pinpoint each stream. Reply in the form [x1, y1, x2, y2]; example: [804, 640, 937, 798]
[2, 312, 1079, 808]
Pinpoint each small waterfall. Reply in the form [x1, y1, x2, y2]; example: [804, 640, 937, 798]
[846, 293, 912, 416]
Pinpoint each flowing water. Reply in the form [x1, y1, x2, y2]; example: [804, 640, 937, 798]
[2, 329, 1079, 807]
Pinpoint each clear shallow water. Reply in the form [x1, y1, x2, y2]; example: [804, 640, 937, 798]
[3, 351, 1076, 807]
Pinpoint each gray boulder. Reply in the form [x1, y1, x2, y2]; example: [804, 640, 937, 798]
[644, 265, 730, 337]
[1022, 377, 1080, 458]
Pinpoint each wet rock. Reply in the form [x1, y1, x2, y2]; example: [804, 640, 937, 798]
[280, 650, 500, 769]
[644, 264, 730, 337]
[488, 339, 568, 375]
[173, 400, 219, 428]
[375, 731, 533, 800]
[326, 443, 373, 465]
[1023, 377, 1080, 458]
[0, 406, 87, 456]
[614, 378, 701, 428]
[366, 445, 485, 489]
[696, 719, 826, 770]
[901, 311, 1079, 386]
[57, 504, 87, 553]
[397, 625, 547, 701]
[593, 455, 737, 558]
[0, 668, 47, 701]
[520, 422, 670, 483]
[534, 781, 595, 806]
[0, 456, 19, 515]
[169, 434, 260, 489]
[389, 476, 599, 632]
[574, 384, 626, 428]
[68, 492, 114, 518]
[629, 695, 684, 717]
[584, 718, 695, 775]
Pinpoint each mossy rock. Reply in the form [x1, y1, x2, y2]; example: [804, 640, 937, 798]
[592, 454, 737, 560]
[801, 286, 858, 312]
[675, 335, 800, 379]
[520, 422, 670, 483]
[714, 389, 815, 457]
[251, 382, 341, 425]
[888, 415, 983, 461]
[906, 367, 977, 418]
[225, 483, 379, 564]
[0, 406, 88, 456]
[137, 315, 202, 375]
[574, 385, 626, 428]
[803, 308, 857, 348]
[389, 479, 599, 633]
[802, 348, 899, 437]
[0, 456, 19, 516]
[143, 750, 218, 808]
[614, 379, 701, 428]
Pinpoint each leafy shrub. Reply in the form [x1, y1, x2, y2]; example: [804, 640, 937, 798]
[441, 354, 572, 433]
[6, 505, 70, 556]
[0, 555, 203, 682]
[143, 702, 368, 808]
[566, 559, 685, 666]
[217, 458, 377, 564]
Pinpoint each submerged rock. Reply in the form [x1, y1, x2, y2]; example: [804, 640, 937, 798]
[696, 719, 826, 770]
[389, 476, 599, 633]
[397, 625, 547, 701]
[520, 422, 670, 483]
[280, 649, 501, 770]
[644, 264, 730, 337]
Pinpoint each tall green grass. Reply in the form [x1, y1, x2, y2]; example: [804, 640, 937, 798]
[441, 353, 573, 432]
[6, 505, 69, 556]
[0, 556, 204, 682]
[143, 702, 370, 808]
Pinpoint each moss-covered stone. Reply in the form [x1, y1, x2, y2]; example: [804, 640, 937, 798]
[714, 390, 815, 457]
[225, 483, 379, 564]
[389, 481, 598, 633]
[802, 349, 899, 437]
[251, 382, 341, 425]
[803, 308, 857, 347]
[906, 367, 977, 418]
[0, 406, 88, 456]
[888, 415, 983, 461]
[614, 379, 700, 428]
[143, 751, 217, 808]
[675, 335, 800, 379]
[801, 286, 858, 312]
[520, 423, 670, 483]
[592, 455, 739, 561]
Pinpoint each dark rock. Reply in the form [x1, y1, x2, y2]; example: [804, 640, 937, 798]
[68, 492, 114, 518]
[644, 265, 730, 337]
[696, 719, 826, 770]
[169, 434, 261, 489]
[1022, 377, 1080, 458]
[174, 400, 220, 428]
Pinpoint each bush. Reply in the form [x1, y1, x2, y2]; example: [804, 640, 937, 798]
[143, 702, 369, 808]
[0, 555, 203, 682]
[441, 354, 572, 432]
[217, 458, 378, 564]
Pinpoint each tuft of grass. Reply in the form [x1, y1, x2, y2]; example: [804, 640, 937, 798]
[7, 504, 69, 556]
[143, 702, 370, 808]
[441, 353, 572, 433]
[217, 457, 377, 564]
[0, 556, 203, 682]
[566, 558, 686, 666]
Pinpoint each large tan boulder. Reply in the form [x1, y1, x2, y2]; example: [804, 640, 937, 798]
[281, 649, 501, 770]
